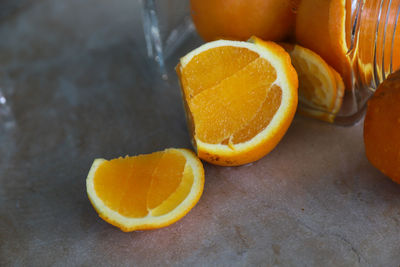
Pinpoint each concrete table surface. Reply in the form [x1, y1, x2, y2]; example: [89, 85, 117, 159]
[1, 0, 400, 266]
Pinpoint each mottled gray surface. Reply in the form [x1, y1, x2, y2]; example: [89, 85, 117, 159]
[1, 0, 400, 266]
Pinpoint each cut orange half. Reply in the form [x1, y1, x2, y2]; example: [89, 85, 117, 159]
[295, 0, 352, 90]
[282, 43, 345, 123]
[177, 37, 298, 166]
[86, 148, 204, 232]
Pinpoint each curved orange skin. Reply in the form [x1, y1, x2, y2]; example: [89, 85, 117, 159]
[88, 193, 198, 232]
[190, 0, 298, 42]
[178, 40, 298, 167]
[295, 0, 352, 90]
[364, 71, 400, 184]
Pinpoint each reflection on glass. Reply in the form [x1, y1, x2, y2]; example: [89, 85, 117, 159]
[140, 0, 195, 79]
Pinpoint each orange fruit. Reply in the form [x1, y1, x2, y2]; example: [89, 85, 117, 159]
[282, 43, 345, 123]
[176, 37, 298, 166]
[364, 70, 400, 184]
[295, 0, 352, 90]
[190, 0, 299, 42]
[86, 148, 204, 232]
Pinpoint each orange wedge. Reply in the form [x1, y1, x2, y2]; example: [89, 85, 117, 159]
[177, 37, 298, 166]
[282, 43, 345, 123]
[86, 148, 204, 232]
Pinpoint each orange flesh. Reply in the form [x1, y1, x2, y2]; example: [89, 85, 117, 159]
[181, 46, 280, 145]
[182, 47, 260, 98]
[291, 55, 327, 108]
[93, 151, 192, 218]
[231, 85, 282, 143]
[151, 164, 194, 216]
[290, 48, 339, 111]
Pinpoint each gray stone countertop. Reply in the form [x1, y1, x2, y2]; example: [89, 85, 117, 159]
[1, 0, 400, 266]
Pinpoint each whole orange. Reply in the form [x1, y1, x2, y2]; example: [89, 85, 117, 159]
[364, 71, 400, 184]
[190, 0, 298, 42]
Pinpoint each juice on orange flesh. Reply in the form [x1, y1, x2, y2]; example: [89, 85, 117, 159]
[93, 151, 188, 218]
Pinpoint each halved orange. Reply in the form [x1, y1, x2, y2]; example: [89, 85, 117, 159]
[282, 43, 345, 123]
[176, 37, 298, 166]
[295, 0, 352, 90]
[86, 148, 204, 232]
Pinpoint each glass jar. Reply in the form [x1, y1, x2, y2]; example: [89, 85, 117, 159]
[293, 0, 400, 124]
[345, 0, 400, 123]
[141, 0, 400, 125]
[140, 0, 196, 79]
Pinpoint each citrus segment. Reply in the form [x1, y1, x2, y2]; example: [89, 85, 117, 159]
[87, 148, 204, 231]
[189, 57, 276, 144]
[181, 46, 260, 98]
[231, 85, 282, 144]
[151, 164, 194, 216]
[177, 38, 298, 166]
[282, 43, 345, 123]
[146, 151, 186, 210]
[94, 153, 162, 218]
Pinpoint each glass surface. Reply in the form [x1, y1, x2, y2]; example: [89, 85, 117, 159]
[339, 0, 400, 124]
[0, 73, 14, 131]
[0, 89, 13, 129]
[141, 0, 400, 125]
[140, 0, 195, 79]
[0, 0, 31, 128]
[0, 0, 32, 19]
